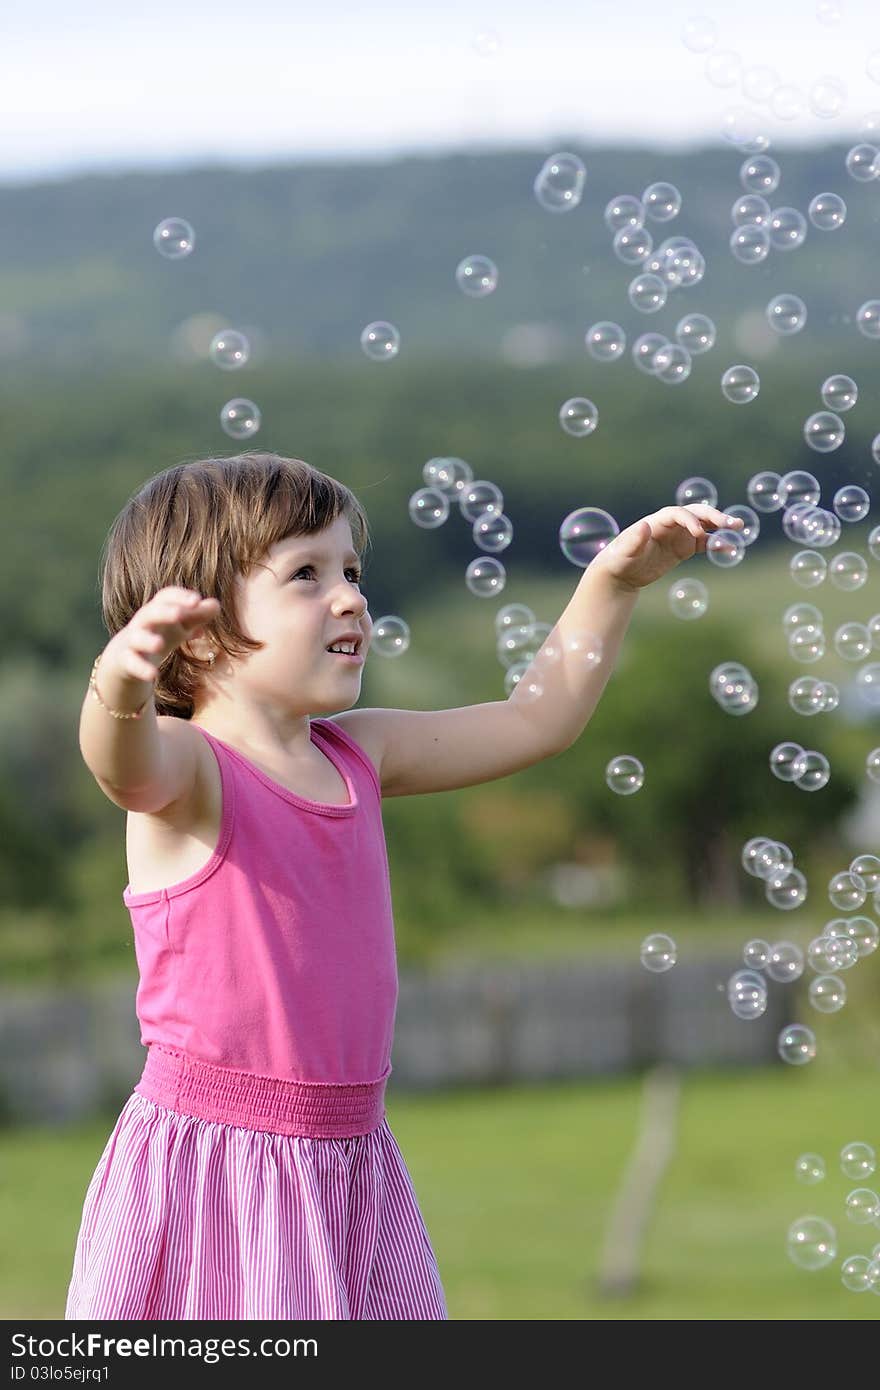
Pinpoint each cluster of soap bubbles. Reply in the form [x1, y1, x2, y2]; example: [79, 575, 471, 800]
[740, 836, 805, 910]
[789, 1141, 880, 1291]
[710, 660, 758, 715]
[802, 372, 858, 454]
[770, 739, 830, 791]
[409, 456, 514, 589]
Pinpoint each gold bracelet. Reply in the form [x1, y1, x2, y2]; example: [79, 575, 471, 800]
[89, 652, 150, 720]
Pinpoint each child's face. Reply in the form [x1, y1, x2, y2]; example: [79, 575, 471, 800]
[231, 515, 371, 715]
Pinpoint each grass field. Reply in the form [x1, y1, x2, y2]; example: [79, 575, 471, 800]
[2, 1065, 878, 1321]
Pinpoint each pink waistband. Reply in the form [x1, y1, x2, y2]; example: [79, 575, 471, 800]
[135, 1045, 390, 1138]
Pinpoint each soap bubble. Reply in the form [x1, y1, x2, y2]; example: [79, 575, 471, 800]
[847, 916, 880, 957]
[705, 50, 742, 88]
[640, 933, 676, 971]
[668, 577, 709, 620]
[360, 321, 400, 361]
[849, 853, 880, 890]
[628, 273, 667, 313]
[465, 557, 506, 597]
[856, 300, 880, 338]
[828, 870, 866, 909]
[585, 321, 626, 362]
[471, 28, 501, 57]
[790, 551, 826, 588]
[473, 511, 513, 553]
[804, 412, 845, 452]
[417, 464, 458, 503]
[808, 192, 847, 229]
[559, 508, 619, 566]
[845, 143, 880, 181]
[681, 15, 717, 52]
[822, 374, 858, 411]
[841, 1255, 873, 1292]
[732, 193, 771, 226]
[723, 504, 760, 545]
[652, 343, 692, 384]
[153, 217, 195, 258]
[743, 937, 770, 967]
[559, 397, 599, 438]
[795, 1154, 826, 1184]
[730, 224, 770, 264]
[613, 224, 653, 265]
[534, 152, 586, 212]
[220, 398, 261, 439]
[787, 1215, 836, 1268]
[778, 1024, 817, 1065]
[676, 314, 716, 353]
[741, 837, 790, 880]
[424, 457, 474, 496]
[768, 207, 808, 250]
[496, 603, 536, 636]
[371, 615, 410, 657]
[867, 748, 880, 782]
[780, 471, 821, 507]
[606, 755, 645, 795]
[795, 750, 831, 791]
[721, 365, 760, 403]
[829, 552, 868, 591]
[845, 1189, 880, 1224]
[740, 154, 780, 193]
[766, 941, 805, 982]
[643, 182, 681, 221]
[766, 293, 807, 334]
[873, 435, 880, 466]
[789, 628, 825, 662]
[771, 742, 808, 781]
[742, 65, 780, 102]
[456, 255, 499, 297]
[809, 76, 846, 119]
[816, 1, 842, 24]
[833, 485, 869, 521]
[408, 487, 451, 528]
[771, 85, 807, 121]
[721, 107, 770, 154]
[789, 675, 825, 714]
[834, 621, 871, 660]
[783, 601, 822, 636]
[707, 529, 746, 567]
[809, 974, 846, 1012]
[841, 1143, 877, 1180]
[605, 194, 645, 232]
[461, 480, 503, 522]
[209, 329, 250, 370]
[727, 969, 768, 1019]
[747, 471, 783, 512]
[676, 477, 717, 507]
[632, 332, 669, 374]
[767, 868, 807, 909]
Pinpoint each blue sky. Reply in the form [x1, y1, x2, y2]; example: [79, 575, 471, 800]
[2, 0, 879, 182]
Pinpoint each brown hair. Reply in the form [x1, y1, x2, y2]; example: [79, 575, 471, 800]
[99, 451, 371, 719]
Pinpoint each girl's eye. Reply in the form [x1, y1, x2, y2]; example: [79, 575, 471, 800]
[291, 566, 363, 584]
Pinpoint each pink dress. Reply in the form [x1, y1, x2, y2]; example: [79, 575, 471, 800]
[65, 719, 448, 1320]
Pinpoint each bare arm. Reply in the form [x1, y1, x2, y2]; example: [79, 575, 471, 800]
[80, 586, 219, 810]
[334, 504, 739, 795]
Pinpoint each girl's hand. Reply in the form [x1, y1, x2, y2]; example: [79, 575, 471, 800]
[595, 505, 745, 592]
[104, 587, 221, 684]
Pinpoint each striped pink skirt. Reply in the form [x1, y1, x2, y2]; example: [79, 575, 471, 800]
[65, 1052, 448, 1320]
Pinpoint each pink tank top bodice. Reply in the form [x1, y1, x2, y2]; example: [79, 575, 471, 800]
[122, 718, 399, 1089]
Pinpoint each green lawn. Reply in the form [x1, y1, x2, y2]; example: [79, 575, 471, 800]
[3, 1066, 878, 1320]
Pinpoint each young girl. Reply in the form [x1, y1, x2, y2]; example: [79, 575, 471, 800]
[67, 450, 736, 1320]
